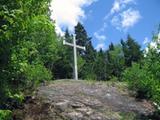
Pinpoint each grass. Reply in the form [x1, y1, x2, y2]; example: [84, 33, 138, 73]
[120, 112, 136, 120]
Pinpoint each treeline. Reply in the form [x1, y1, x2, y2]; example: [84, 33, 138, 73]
[56, 22, 143, 81]
[0, 0, 160, 119]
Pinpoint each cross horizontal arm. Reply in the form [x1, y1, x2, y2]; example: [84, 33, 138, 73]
[63, 40, 86, 50]
[76, 45, 86, 50]
[63, 40, 74, 47]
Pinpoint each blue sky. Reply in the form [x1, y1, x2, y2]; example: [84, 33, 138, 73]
[50, 0, 160, 50]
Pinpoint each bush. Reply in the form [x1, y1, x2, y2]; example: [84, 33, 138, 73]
[123, 63, 153, 99]
[8, 92, 24, 104]
[24, 64, 52, 89]
[0, 92, 24, 110]
[123, 63, 160, 105]
[0, 110, 12, 120]
[151, 82, 160, 106]
[110, 76, 119, 81]
[85, 73, 97, 81]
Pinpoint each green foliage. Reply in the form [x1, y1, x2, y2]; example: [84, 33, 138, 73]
[24, 64, 52, 88]
[0, 110, 12, 120]
[0, 1, 159, 118]
[107, 44, 125, 79]
[123, 62, 160, 110]
[121, 35, 142, 67]
[77, 55, 85, 74]
[123, 63, 153, 99]
[94, 49, 107, 80]
[52, 36, 73, 79]
[74, 22, 97, 79]
[85, 73, 97, 80]
[110, 76, 119, 82]
[123, 31, 160, 107]
[0, 0, 57, 107]
[120, 112, 136, 120]
[75, 22, 90, 47]
[8, 92, 24, 104]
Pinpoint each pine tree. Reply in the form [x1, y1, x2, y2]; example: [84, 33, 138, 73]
[74, 22, 96, 79]
[75, 22, 89, 46]
[94, 49, 107, 80]
[108, 44, 125, 79]
[105, 43, 115, 80]
[109, 42, 114, 51]
[121, 35, 142, 67]
[75, 22, 90, 55]
[52, 31, 73, 79]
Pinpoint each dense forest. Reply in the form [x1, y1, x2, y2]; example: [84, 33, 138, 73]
[0, 0, 160, 119]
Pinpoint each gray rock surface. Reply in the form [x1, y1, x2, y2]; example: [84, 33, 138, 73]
[14, 80, 155, 120]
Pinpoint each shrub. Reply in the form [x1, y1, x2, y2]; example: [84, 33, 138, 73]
[24, 64, 52, 89]
[123, 63, 153, 99]
[85, 73, 97, 81]
[0, 110, 12, 120]
[8, 92, 24, 104]
[123, 62, 160, 107]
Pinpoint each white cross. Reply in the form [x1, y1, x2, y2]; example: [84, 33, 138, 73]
[63, 35, 86, 80]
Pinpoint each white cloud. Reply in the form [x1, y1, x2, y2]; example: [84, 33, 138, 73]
[98, 22, 107, 32]
[111, 8, 141, 31]
[121, 9, 141, 29]
[111, 15, 121, 30]
[54, 24, 65, 36]
[111, 0, 121, 14]
[50, 0, 97, 35]
[123, 0, 135, 4]
[94, 32, 106, 41]
[95, 43, 106, 51]
[110, 0, 135, 15]
[102, 0, 141, 32]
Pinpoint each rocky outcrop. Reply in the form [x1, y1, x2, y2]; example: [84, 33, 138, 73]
[13, 80, 155, 120]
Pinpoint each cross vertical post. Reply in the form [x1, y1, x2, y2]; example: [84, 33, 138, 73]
[63, 35, 85, 80]
[73, 36, 78, 80]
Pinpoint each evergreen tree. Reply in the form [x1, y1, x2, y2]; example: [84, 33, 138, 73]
[121, 35, 142, 67]
[65, 29, 73, 43]
[52, 31, 73, 79]
[105, 43, 115, 80]
[75, 22, 91, 55]
[122, 30, 160, 107]
[94, 49, 107, 80]
[109, 42, 114, 51]
[82, 40, 97, 80]
[74, 22, 96, 79]
[108, 45, 125, 79]
[75, 22, 89, 46]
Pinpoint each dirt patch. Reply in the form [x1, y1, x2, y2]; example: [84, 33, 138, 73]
[13, 80, 155, 120]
